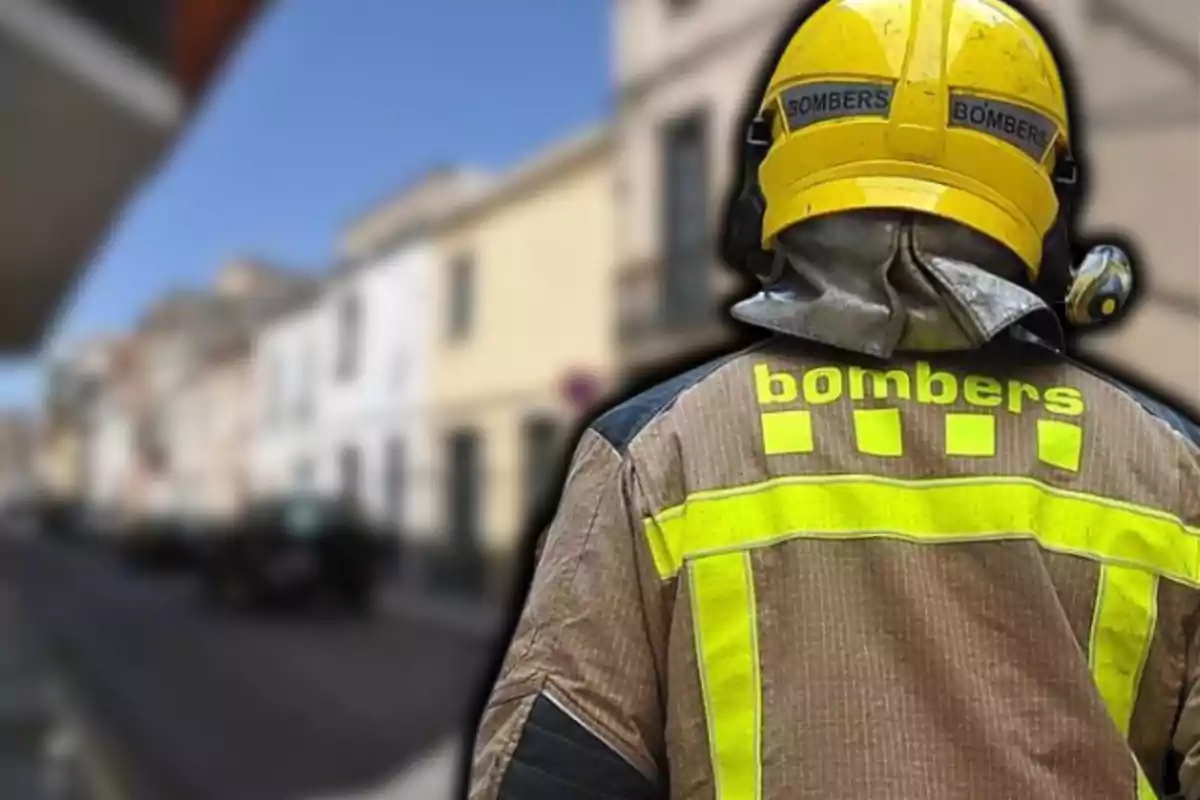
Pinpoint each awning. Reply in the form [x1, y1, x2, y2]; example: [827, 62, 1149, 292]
[0, 0, 270, 354]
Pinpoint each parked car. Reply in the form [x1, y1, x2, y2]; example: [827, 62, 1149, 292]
[29, 496, 87, 543]
[0, 496, 41, 540]
[196, 495, 394, 614]
[117, 513, 209, 572]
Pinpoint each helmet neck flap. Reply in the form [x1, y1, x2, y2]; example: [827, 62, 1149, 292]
[731, 210, 1065, 359]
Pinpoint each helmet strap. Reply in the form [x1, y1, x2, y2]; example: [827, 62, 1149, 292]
[1036, 151, 1082, 303]
[720, 111, 776, 283]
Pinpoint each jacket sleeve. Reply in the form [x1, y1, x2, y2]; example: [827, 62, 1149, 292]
[1175, 616, 1200, 799]
[1161, 403, 1200, 798]
[468, 428, 667, 800]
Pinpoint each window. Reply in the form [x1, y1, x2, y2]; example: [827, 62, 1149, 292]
[660, 108, 712, 327]
[383, 436, 405, 528]
[445, 428, 483, 549]
[335, 292, 361, 381]
[447, 253, 475, 341]
[338, 444, 362, 508]
[521, 415, 560, 523]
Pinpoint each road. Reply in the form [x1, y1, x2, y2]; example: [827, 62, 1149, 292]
[0, 537, 495, 800]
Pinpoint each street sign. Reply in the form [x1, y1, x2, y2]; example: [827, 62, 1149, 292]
[560, 371, 604, 414]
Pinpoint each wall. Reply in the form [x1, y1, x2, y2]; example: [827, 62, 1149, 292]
[315, 242, 432, 534]
[1070, 3, 1200, 404]
[614, 0, 786, 93]
[252, 306, 323, 496]
[614, 1, 791, 272]
[251, 241, 433, 537]
[171, 355, 254, 518]
[429, 131, 617, 552]
[37, 428, 82, 499]
[85, 384, 133, 519]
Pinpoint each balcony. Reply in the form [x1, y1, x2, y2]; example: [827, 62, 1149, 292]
[616, 256, 746, 376]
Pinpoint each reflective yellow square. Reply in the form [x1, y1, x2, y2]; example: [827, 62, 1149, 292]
[945, 413, 997, 457]
[761, 410, 813, 455]
[853, 408, 903, 457]
[1038, 419, 1083, 473]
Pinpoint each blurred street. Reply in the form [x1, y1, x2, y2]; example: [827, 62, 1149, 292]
[1, 0, 1196, 797]
[0, 536, 490, 800]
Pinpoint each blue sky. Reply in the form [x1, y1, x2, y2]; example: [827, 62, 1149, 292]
[0, 0, 610, 408]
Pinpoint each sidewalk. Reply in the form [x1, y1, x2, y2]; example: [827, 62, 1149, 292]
[0, 575, 123, 800]
[312, 737, 463, 800]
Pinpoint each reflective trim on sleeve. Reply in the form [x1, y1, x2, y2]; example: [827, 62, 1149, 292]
[689, 550, 762, 800]
[1088, 565, 1160, 799]
[1089, 565, 1158, 737]
[642, 474, 1200, 586]
[1136, 765, 1158, 800]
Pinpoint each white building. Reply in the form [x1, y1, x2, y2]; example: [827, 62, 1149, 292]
[252, 301, 319, 496]
[60, 336, 138, 533]
[309, 244, 433, 534]
[252, 170, 487, 548]
[85, 379, 135, 521]
[251, 243, 432, 538]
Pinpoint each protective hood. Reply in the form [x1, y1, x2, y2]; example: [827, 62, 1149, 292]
[731, 210, 1064, 359]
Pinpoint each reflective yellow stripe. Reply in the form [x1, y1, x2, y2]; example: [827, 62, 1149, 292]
[657, 476, 1183, 798]
[1137, 765, 1158, 800]
[1089, 565, 1160, 798]
[644, 474, 1200, 583]
[1089, 565, 1158, 735]
[689, 551, 761, 800]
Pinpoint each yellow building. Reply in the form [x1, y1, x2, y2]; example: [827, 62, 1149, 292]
[37, 425, 82, 502]
[426, 125, 616, 589]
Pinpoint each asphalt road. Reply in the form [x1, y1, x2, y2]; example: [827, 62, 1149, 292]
[0, 537, 495, 800]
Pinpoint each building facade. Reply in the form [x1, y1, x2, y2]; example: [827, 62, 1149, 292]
[612, 0, 1199, 405]
[36, 420, 82, 504]
[426, 125, 617, 591]
[250, 172, 486, 545]
[309, 248, 432, 534]
[251, 301, 324, 496]
[1065, 1, 1200, 403]
[0, 412, 38, 507]
[39, 348, 104, 504]
[37, 335, 143, 533]
[250, 242, 432, 534]
[86, 359, 137, 523]
[169, 350, 256, 519]
[122, 259, 317, 522]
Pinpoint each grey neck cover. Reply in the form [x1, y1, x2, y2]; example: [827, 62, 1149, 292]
[731, 210, 1064, 359]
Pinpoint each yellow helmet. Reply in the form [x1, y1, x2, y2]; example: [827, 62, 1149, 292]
[756, 0, 1072, 277]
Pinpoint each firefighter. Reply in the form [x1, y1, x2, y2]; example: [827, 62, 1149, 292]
[467, 0, 1200, 797]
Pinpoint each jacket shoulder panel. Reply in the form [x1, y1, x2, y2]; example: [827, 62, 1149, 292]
[591, 349, 752, 453]
[1067, 356, 1200, 448]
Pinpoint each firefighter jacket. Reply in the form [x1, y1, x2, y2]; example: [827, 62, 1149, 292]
[468, 334, 1200, 800]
